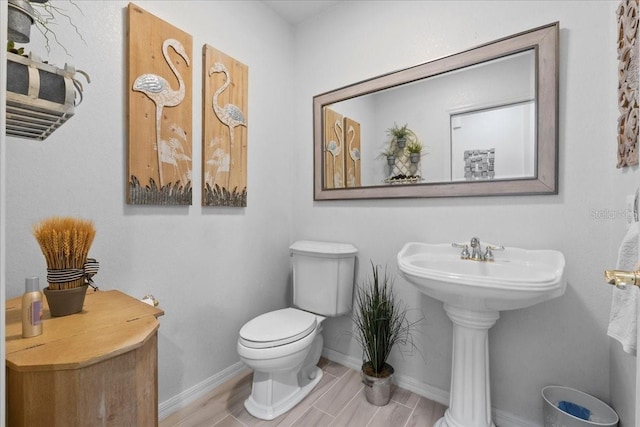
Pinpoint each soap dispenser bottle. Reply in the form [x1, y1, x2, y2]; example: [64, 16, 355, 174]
[22, 276, 43, 338]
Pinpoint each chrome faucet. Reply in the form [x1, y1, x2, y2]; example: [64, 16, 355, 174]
[469, 237, 483, 261]
[452, 237, 504, 261]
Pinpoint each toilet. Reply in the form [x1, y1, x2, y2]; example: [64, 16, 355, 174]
[237, 240, 358, 420]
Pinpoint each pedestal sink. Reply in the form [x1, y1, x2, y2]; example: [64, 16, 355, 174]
[397, 241, 566, 427]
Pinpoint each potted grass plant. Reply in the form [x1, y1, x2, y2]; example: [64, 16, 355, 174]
[32, 216, 99, 316]
[353, 261, 419, 406]
[379, 146, 397, 166]
[386, 123, 416, 149]
[406, 140, 423, 163]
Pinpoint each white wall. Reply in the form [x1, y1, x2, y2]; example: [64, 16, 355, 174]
[377, 52, 535, 183]
[292, 1, 637, 425]
[3, 0, 295, 405]
[330, 51, 534, 185]
[451, 102, 535, 180]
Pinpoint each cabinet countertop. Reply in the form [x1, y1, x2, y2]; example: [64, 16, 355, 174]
[5, 289, 164, 372]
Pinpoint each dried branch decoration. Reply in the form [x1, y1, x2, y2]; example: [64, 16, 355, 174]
[33, 216, 96, 290]
[616, 0, 639, 168]
[31, 0, 86, 56]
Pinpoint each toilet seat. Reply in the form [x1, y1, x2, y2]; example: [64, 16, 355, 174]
[239, 308, 317, 349]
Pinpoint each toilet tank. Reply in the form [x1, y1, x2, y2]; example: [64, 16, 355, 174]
[290, 240, 358, 317]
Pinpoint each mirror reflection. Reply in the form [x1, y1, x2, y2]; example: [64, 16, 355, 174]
[313, 22, 558, 200]
[328, 50, 535, 186]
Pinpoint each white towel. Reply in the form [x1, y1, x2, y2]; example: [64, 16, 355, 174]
[607, 221, 639, 355]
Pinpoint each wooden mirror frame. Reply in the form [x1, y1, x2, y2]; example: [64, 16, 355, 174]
[313, 22, 559, 200]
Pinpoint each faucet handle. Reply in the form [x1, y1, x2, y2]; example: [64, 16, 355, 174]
[483, 244, 505, 261]
[452, 242, 470, 259]
[486, 244, 505, 251]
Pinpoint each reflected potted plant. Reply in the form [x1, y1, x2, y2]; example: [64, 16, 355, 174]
[353, 261, 419, 406]
[379, 146, 397, 166]
[406, 140, 423, 163]
[386, 123, 416, 149]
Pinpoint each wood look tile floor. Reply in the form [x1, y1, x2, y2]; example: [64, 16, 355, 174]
[160, 358, 446, 427]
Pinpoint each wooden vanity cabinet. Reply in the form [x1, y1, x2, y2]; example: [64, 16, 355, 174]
[5, 290, 164, 426]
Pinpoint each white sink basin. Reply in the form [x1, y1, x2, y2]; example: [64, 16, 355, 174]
[397, 242, 566, 311]
[396, 241, 566, 427]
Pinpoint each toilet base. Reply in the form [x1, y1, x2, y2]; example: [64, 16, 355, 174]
[239, 316, 326, 420]
[244, 366, 323, 420]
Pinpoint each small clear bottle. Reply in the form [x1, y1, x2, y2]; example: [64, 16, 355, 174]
[22, 276, 43, 338]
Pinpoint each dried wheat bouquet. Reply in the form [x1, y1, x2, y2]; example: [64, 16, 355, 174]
[33, 216, 96, 290]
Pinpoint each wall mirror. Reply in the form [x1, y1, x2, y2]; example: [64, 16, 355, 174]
[313, 22, 559, 200]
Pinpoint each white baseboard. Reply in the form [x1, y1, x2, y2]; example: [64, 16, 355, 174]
[158, 361, 247, 421]
[493, 408, 540, 427]
[320, 348, 449, 406]
[320, 348, 538, 427]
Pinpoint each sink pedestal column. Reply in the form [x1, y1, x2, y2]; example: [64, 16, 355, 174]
[436, 304, 500, 427]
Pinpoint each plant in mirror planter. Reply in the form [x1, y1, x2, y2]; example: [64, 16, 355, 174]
[386, 122, 417, 149]
[352, 261, 421, 406]
[379, 146, 397, 166]
[33, 216, 99, 316]
[406, 140, 424, 163]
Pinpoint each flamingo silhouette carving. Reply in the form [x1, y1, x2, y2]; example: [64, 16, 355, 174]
[133, 38, 190, 187]
[325, 120, 343, 187]
[346, 125, 360, 187]
[208, 62, 247, 152]
[347, 125, 360, 164]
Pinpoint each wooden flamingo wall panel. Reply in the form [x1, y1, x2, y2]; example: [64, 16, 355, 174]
[127, 3, 193, 205]
[202, 45, 249, 207]
[323, 108, 345, 189]
[344, 117, 361, 187]
[616, 0, 639, 168]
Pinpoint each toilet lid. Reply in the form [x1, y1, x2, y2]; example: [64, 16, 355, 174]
[239, 308, 317, 349]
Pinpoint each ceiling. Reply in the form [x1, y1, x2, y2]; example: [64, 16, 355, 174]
[262, 1, 341, 25]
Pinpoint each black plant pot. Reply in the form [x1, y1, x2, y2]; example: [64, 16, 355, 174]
[43, 285, 89, 317]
